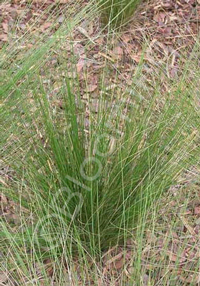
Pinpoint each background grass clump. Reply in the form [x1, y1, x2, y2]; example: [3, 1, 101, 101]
[98, 0, 143, 27]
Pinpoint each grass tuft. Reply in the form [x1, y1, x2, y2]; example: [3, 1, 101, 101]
[98, 0, 143, 27]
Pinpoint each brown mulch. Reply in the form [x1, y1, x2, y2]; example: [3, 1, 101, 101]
[1, 0, 200, 285]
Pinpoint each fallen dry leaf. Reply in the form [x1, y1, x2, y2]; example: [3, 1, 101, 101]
[194, 205, 200, 215]
[0, 272, 8, 284]
[179, 215, 196, 236]
[112, 46, 123, 56]
[77, 58, 85, 73]
[41, 22, 52, 31]
[85, 84, 98, 93]
[0, 34, 8, 42]
[130, 53, 142, 63]
[153, 12, 168, 24]
[2, 22, 8, 33]
[115, 258, 125, 270]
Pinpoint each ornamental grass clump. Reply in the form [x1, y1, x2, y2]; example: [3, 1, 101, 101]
[1, 52, 200, 259]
